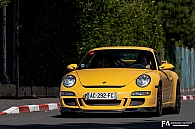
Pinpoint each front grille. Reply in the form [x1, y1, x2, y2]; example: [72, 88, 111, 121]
[64, 98, 77, 106]
[83, 100, 121, 106]
[123, 98, 127, 106]
[130, 98, 145, 106]
[78, 98, 83, 106]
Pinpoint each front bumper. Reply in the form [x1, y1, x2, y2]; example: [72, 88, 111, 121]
[60, 90, 158, 113]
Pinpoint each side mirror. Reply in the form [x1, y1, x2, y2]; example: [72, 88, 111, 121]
[67, 64, 77, 71]
[160, 61, 174, 70]
[161, 60, 167, 64]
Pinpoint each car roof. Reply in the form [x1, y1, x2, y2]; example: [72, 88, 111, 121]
[90, 46, 154, 52]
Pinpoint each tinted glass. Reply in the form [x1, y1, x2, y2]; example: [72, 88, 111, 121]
[77, 49, 156, 70]
[154, 51, 162, 67]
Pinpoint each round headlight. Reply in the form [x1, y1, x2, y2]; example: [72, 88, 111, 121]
[63, 75, 76, 88]
[136, 74, 151, 87]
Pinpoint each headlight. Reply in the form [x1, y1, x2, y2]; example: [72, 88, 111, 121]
[136, 74, 151, 87]
[63, 75, 76, 88]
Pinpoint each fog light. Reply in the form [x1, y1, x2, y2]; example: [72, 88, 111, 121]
[131, 91, 151, 96]
[61, 91, 75, 96]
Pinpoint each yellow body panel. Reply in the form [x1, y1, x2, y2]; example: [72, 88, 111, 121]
[60, 70, 158, 110]
[90, 46, 153, 51]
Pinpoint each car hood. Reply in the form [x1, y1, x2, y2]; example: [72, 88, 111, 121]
[76, 68, 152, 86]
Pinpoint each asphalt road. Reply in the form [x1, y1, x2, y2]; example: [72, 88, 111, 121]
[0, 101, 195, 129]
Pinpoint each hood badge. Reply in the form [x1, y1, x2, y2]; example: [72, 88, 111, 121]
[102, 81, 106, 84]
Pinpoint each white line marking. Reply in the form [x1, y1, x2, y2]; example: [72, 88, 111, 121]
[182, 96, 187, 100]
[172, 125, 189, 126]
[3, 107, 19, 114]
[28, 105, 40, 112]
[48, 103, 58, 110]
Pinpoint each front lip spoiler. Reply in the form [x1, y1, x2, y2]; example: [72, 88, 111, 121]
[60, 107, 156, 113]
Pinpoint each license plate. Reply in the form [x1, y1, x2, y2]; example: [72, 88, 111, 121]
[87, 92, 117, 100]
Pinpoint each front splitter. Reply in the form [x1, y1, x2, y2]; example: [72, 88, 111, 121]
[60, 107, 156, 113]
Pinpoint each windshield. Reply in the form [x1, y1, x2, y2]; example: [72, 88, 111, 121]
[77, 49, 156, 70]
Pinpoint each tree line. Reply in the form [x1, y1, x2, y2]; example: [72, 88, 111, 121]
[0, 0, 195, 86]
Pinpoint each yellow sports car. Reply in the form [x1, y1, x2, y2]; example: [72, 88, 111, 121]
[60, 46, 180, 117]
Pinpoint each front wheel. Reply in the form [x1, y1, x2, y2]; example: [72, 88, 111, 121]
[154, 82, 162, 117]
[172, 80, 181, 114]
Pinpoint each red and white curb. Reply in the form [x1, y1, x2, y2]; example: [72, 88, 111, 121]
[0, 102, 60, 116]
[181, 95, 195, 100]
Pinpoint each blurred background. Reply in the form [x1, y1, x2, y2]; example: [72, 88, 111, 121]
[0, 0, 195, 96]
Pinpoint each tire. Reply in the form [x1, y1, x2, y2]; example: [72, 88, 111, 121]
[155, 82, 162, 117]
[172, 80, 181, 114]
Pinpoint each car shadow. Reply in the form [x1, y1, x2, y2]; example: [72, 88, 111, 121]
[1, 120, 194, 129]
[51, 112, 160, 118]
